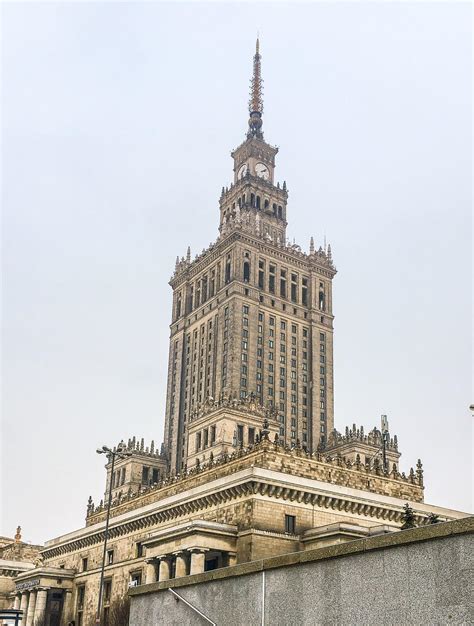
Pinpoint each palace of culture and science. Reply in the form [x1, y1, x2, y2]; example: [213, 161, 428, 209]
[2, 41, 467, 626]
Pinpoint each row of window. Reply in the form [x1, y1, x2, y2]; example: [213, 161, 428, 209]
[195, 425, 217, 452]
[222, 194, 284, 219]
[76, 564, 143, 625]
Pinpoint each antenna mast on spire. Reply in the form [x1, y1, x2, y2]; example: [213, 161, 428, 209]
[247, 38, 264, 139]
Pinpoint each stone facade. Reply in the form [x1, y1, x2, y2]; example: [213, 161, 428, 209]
[11, 434, 467, 624]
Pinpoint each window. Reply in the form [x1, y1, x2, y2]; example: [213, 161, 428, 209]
[243, 305, 249, 315]
[82, 557, 88, 572]
[285, 514, 296, 534]
[107, 550, 114, 565]
[104, 579, 112, 603]
[248, 427, 255, 444]
[243, 261, 250, 282]
[77, 584, 85, 624]
[130, 571, 142, 586]
[237, 425, 244, 445]
[141, 466, 149, 485]
[136, 542, 144, 558]
[211, 425, 216, 444]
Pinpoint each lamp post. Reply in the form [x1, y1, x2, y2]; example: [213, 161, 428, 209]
[95, 442, 132, 626]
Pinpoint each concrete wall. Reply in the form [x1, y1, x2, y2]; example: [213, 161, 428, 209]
[129, 517, 473, 626]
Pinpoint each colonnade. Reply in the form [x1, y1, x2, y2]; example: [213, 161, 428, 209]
[145, 549, 237, 584]
[13, 587, 48, 626]
[12, 587, 72, 626]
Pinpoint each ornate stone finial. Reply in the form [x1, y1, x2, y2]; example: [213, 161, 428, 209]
[327, 243, 332, 261]
[310, 237, 315, 254]
[14, 526, 22, 543]
[261, 417, 270, 440]
[416, 459, 424, 486]
[247, 38, 264, 139]
[175, 256, 179, 270]
[186, 246, 191, 262]
[150, 440, 155, 454]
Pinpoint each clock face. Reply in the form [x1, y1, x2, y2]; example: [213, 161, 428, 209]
[255, 162, 270, 180]
[238, 164, 248, 179]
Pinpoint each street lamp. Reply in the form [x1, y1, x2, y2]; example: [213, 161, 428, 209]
[95, 442, 132, 626]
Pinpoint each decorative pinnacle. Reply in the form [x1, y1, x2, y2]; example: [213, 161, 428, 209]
[247, 38, 264, 139]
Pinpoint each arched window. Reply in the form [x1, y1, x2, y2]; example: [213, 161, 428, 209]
[319, 291, 325, 311]
[273, 203, 277, 216]
[243, 260, 250, 282]
[251, 193, 255, 207]
[256, 196, 261, 209]
[238, 198, 241, 208]
[278, 206, 283, 218]
[264, 199, 269, 209]
[176, 294, 182, 318]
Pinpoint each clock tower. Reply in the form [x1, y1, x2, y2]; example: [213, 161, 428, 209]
[165, 40, 336, 473]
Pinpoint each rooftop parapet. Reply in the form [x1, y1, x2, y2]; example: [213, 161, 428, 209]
[86, 427, 424, 525]
[326, 424, 399, 453]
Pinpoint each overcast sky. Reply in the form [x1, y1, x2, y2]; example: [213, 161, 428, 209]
[1, 2, 472, 545]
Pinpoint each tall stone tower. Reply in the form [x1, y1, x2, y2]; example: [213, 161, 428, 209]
[164, 41, 336, 473]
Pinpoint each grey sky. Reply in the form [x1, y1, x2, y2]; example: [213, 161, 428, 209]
[1, 2, 472, 545]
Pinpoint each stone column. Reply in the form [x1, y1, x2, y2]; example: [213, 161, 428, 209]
[228, 551, 237, 567]
[13, 595, 20, 610]
[60, 590, 73, 626]
[158, 556, 171, 581]
[174, 551, 187, 578]
[19, 591, 29, 616]
[25, 590, 37, 626]
[189, 549, 207, 575]
[145, 558, 158, 584]
[34, 588, 48, 623]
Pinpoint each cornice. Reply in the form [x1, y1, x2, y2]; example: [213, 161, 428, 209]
[170, 230, 335, 290]
[39, 462, 457, 561]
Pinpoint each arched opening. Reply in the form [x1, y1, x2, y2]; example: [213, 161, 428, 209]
[264, 199, 269, 209]
[256, 196, 261, 209]
[319, 291, 325, 311]
[251, 193, 255, 207]
[243, 261, 250, 282]
[278, 206, 283, 219]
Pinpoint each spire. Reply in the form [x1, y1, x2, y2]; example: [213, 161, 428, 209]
[247, 38, 264, 139]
